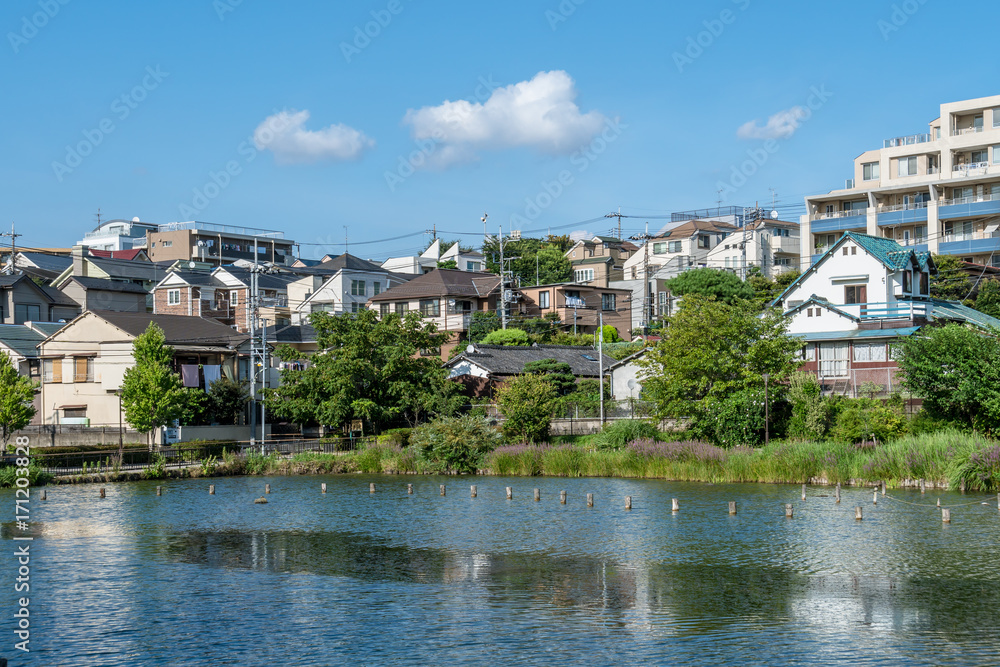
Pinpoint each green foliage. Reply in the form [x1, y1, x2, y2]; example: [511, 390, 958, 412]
[273, 344, 307, 363]
[377, 427, 412, 448]
[747, 268, 802, 305]
[896, 323, 1000, 431]
[483, 237, 572, 285]
[513, 317, 556, 342]
[200, 455, 218, 476]
[141, 454, 167, 480]
[523, 358, 576, 395]
[481, 328, 530, 346]
[595, 324, 621, 343]
[0, 462, 52, 488]
[974, 278, 1000, 319]
[787, 373, 836, 440]
[266, 309, 458, 431]
[495, 373, 557, 443]
[436, 259, 458, 269]
[697, 388, 770, 448]
[551, 378, 607, 418]
[831, 398, 908, 443]
[244, 451, 278, 475]
[931, 255, 973, 301]
[206, 377, 249, 425]
[594, 419, 659, 450]
[637, 294, 802, 433]
[663, 268, 755, 305]
[0, 351, 36, 447]
[603, 341, 644, 360]
[121, 323, 188, 442]
[468, 311, 501, 342]
[410, 415, 504, 473]
[550, 332, 594, 346]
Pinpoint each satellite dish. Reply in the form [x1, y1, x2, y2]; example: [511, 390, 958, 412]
[466, 344, 475, 354]
[627, 379, 637, 389]
[132, 216, 141, 222]
[770, 210, 779, 219]
[188, 261, 196, 268]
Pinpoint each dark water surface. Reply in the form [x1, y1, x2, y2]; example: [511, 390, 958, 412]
[4, 475, 1000, 665]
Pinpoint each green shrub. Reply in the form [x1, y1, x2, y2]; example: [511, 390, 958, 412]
[0, 463, 52, 487]
[377, 428, 412, 448]
[482, 328, 530, 346]
[594, 419, 659, 450]
[141, 454, 167, 480]
[411, 415, 504, 473]
[244, 451, 277, 475]
[787, 373, 835, 440]
[832, 399, 907, 444]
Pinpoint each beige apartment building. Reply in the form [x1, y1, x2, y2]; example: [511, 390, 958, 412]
[801, 94, 1000, 268]
[145, 221, 296, 267]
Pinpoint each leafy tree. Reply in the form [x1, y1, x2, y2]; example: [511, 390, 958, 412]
[636, 294, 801, 430]
[436, 259, 458, 269]
[595, 324, 621, 343]
[468, 311, 500, 342]
[0, 351, 35, 449]
[663, 268, 755, 305]
[410, 415, 503, 474]
[746, 268, 801, 305]
[265, 309, 458, 432]
[481, 328, 530, 346]
[513, 317, 556, 341]
[206, 377, 249, 425]
[974, 278, 1000, 319]
[831, 398, 907, 444]
[896, 323, 1000, 431]
[121, 323, 188, 447]
[931, 255, 973, 301]
[523, 358, 576, 395]
[532, 245, 572, 285]
[495, 373, 557, 443]
[787, 372, 836, 440]
[483, 237, 571, 285]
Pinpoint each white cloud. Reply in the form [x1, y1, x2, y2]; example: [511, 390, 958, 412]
[254, 110, 374, 164]
[569, 229, 591, 242]
[403, 70, 609, 168]
[736, 106, 808, 140]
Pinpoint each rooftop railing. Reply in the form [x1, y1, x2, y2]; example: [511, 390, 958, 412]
[883, 133, 932, 148]
[160, 221, 286, 239]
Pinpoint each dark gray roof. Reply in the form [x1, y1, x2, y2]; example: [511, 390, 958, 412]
[265, 323, 317, 344]
[0, 275, 22, 287]
[28, 322, 66, 338]
[69, 277, 149, 294]
[16, 252, 72, 278]
[38, 284, 82, 307]
[446, 344, 615, 378]
[89, 257, 170, 282]
[221, 267, 299, 290]
[0, 274, 80, 307]
[165, 271, 229, 288]
[370, 269, 499, 302]
[316, 253, 386, 273]
[0, 325, 46, 358]
[92, 311, 249, 347]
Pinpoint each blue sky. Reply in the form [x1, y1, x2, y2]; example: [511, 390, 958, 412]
[2, 0, 998, 260]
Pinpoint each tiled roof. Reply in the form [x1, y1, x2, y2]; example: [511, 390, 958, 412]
[795, 327, 921, 342]
[315, 253, 388, 274]
[928, 299, 1000, 330]
[571, 257, 613, 265]
[265, 323, 318, 344]
[162, 271, 229, 289]
[656, 219, 738, 240]
[92, 311, 249, 346]
[370, 269, 500, 302]
[446, 343, 615, 377]
[88, 257, 169, 282]
[15, 252, 71, 276]
[219, 267, 299, 290]
[69, 277, 149, 294]
[0, 325, 47, 357]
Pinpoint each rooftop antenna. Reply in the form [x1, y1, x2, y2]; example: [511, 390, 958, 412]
[95, 208, 102, 227]
[716, 188, 724, 208]
[344, 225, 348, 253]
[0, 223, 22, 275]
[481, 212, 489, 241]
[604, 207, 624, 240]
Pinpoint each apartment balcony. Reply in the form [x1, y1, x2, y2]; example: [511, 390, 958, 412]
[810, 213, 868, 234]
[876, 201, 929, 226]
[951, 161, 991, 175]
[951, 127, 984, 137]
[769, 236, 800, 254]
[836, 301, 932, 321]
[939, 193, 1000, 220]
[939, 228, 1000, 255]
[884, 133, 932, 148]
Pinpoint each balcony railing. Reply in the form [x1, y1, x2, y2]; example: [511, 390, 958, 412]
[879, 201, 929, 213]
[260, 296, 288, 308]
[811, 208, 869, 221]
[883, 133, 932, 148]
[942, 229, 1000, 243]
[952, 161, 991, 173]
[942, 192, 1000, 207]
[951, 126, 984, 137]
[835, 301, 932, 320]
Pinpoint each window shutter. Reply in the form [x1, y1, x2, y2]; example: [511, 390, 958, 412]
[52, 359, 62, 383]
[75, 357, 88, 383]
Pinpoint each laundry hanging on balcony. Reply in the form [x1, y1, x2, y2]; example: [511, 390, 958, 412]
[181, 364, 200, 388]
[203, 365, 221, 390]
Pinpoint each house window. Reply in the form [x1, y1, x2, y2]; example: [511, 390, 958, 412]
[351, 303, 364, 313]
[601, 293, 616, 311]
[697, 235, 710, 249]
[351, 280, 366, 296]
[844, 285, 867, 304]
[919, 271, 929, 295]
[230, 290, 239, 308]
[799, 345, 815, 362]
[668, 241, 682, 253]
[818, 342, 849, 378]
[539, 291, 550, 309]
[862, 162, 880, 180]
[379, 303, 390, 317]
[574, 269, 595, 283]
[853, 342, 887, 362]
[807, 308, 813, 317]
[74, 357, 94, 383]
[902, 270, 912, 293]
[42, 359, 62, 383]
[419, 299, 440, 317]
[373, 282, 381, 296]
[395, 302, 408, 315]
[652, 242, 667, 254]
[897, 156, 917, 177]
[162, 240, 173, 248]
[13, 304, 40, 324]
[167, 289, 181, 306]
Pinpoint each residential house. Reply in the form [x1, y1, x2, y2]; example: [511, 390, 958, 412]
[800, 94, 1000, 269]
[36, 311, 249, 426]
[381, 239, 486, 275]
[145, 221, 296, 267]
[285, 253, 410, 324]
[514, 283, 632, 339]
[12, 252, 72, 282]
[77, 217, 158, 251]
[606, 349, 646, 402]
[0, 274, 80, 323]
[773, 231, 1000, 397]
[50, 246, 173, 312]
[264, 322, 318, 388]
[368, 269, 500, 359]
[88, 248, 150, 261]
[706, 217, 801, 277]
[0, 322, 67, 423]
[564, 235, 637, 287]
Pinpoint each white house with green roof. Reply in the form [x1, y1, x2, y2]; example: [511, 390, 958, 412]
[772, 231, 1000, 396]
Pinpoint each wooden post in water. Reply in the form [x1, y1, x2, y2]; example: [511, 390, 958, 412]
[728, 501, 737, 515]
[505, 486, 512, 500]
[785, 503, 793, 518]
[587, 493, 594, 507]
[407, 483, 413, 494]
[156, 486, 162, 496]
[855, 506, 863, 520]
[920, 479, 926, 494]
[470, 485, 477, 498]
[835, 483, 841, 503]
[209, 485, 215, 495]
[671, 498, 679, 512]
[960, 479, 966, 494]
[997, 493, 999, 510]
[801, 484, 806, 500]
[873, 491, 877, 505]
[321, 483, 327, 494]
[265, 483, 271, 494]
[625, 496, 632, 510]
[440, 484, 446, 496]
[533, 488, 540, 502]
[881, 480, 886, 496]
[40, 489, 46, 501]
[936, 498, 940, 507]
[99, 488, 106, 498]
[942, 508, 951, 523]
[369, 483, 375, 494]
[560, 490, 567, 505]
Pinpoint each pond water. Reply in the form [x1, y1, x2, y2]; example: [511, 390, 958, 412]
[4, 475, 1000, 665]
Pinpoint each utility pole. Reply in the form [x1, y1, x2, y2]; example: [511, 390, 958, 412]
[248, 237, 272, 454]
[498, 224, 506, 329]
[598, 311, 605, 424]
[605, 207, 624, 241]
[629, 224, 654, 338]
[0, 223, 22, 275]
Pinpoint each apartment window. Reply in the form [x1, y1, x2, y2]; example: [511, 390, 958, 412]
[601, 293, 616, 311]
[862, 162, 880, 180]
[395, 302, 408, 315]
[652, 242, 667, 254]
[379, 303, 390, 317]
[574, 269, 595, 283]
[419, 299, 440, 317]
[167, 289, 181, 306]
[373, 282, 381, 296]
[825, 204, 835, 214]
[668, 241, 682, 253]
[971, 149, 988, 164]
[697, 235, 710, 249]
[915, 225, 927, 241]
[853, 342, 887, 363]
[162, 241, 173, 248]
[844, 285, 867, 304]
[994, 146, 1000, 165]
[897, 156, 917, 177]
[42, 359, 62, 383]
[63, 407, 87, 419]
[539, 291, 550, 309]
[844, 201, 868, 213]
[351, 280, 366, 296]
[466, 261, 478, 271]
[74, 356, 94, 383]
[13, 304, 40, 324]
[774, 257, 791, 266]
